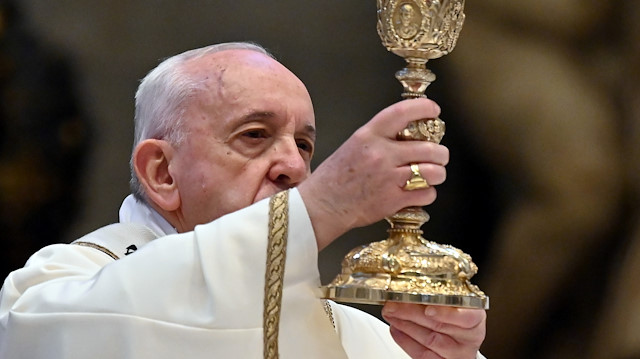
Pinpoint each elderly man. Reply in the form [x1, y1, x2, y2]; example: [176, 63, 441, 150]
[0, 42, 486, 358]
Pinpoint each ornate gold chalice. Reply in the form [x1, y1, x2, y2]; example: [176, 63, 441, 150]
[322, 0, 488, 309]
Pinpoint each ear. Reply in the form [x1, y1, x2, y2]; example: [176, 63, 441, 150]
[133, 139, 180, 211]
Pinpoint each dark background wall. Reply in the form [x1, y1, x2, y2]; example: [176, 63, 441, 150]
[16, 0, 493, 280]
[5, 1, 640, 358]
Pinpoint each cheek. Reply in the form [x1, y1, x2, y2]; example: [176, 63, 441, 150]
[174, 161, 215, 202]
[197, 173, 210, 191]
[193, 171, 222, 201]
[181, 177, 224, 225]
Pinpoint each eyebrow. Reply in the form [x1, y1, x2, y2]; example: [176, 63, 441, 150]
[304, 124, 317, 142]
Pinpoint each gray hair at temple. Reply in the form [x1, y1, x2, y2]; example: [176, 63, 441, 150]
[129, 42, 273, 202]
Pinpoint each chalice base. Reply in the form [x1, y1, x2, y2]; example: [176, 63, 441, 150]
[322, 273, 488, 309]
[321, 207, 489, 310]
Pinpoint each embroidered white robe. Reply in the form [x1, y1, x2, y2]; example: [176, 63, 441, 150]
[0, 189, 484, 358]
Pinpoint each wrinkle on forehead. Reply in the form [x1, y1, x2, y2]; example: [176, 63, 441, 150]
[214, 67, 227, 100]
[187, 49, 277, 76]
[180, 50, 314, 127]
[195, 50, 301, 86]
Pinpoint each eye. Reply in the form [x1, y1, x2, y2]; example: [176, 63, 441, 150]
[296, 139, 314, 156]
[242, 129, 268, 139]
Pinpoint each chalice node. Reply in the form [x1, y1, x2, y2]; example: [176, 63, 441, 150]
[322, 0, 489, 309]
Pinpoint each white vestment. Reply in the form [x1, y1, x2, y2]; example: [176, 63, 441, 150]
[0, 189, 485, 358]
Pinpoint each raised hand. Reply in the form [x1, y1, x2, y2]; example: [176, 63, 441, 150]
[298, 98, 449, 249]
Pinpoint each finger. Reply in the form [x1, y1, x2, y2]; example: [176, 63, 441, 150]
[394, 142, 450, 167]
[382, 303, 486, 345]
[369, 98, 441, 136]
[389, 326, 445, 359]
[423, 306, 487, 330]
[397, 186, 440, 210]
[395, 163, 447, 189]
[389, 317, 479, 359]
[383, 303, 485, 329]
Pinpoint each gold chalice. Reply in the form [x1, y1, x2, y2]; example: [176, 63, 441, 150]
[322, 0, 488, 309]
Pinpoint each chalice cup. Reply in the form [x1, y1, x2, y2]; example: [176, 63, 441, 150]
[322, 0, 488, 309]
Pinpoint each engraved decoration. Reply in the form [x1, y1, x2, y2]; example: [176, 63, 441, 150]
[264, 190, 289, 359]
[323, 0, 488, 309]
[377, 0, 465, 60]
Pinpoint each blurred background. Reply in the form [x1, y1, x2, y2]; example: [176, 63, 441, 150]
[1, 0, 639, 358]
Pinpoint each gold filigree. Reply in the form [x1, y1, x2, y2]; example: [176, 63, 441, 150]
[377, 0, 466, 60]
[398, 118, 445, 143]
[322, 300, 337, 331]
[263, 190, 289, 359]
[377, 0, 465, 98]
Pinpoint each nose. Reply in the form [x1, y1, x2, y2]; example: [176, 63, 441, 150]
[268, 139, 309, 187]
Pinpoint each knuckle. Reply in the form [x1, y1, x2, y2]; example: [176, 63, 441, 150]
[351, 126, 372, 143]
[430, 319, 447, 334]
[422, 331, 445, 350]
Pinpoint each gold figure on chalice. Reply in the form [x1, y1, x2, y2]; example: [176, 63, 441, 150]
[322, 0, 488, 309]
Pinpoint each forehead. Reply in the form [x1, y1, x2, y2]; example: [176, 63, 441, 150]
[181, 49, 315, 126]
[183, 49, 307, 95]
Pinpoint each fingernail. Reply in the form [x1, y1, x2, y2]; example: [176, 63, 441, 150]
[383, 302, 398, 314]
[425, 306, 437, 316]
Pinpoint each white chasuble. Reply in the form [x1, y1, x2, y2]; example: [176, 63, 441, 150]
[0, 189, 414, 358]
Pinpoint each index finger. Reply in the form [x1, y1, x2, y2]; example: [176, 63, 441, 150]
[369, 98, 441, 136]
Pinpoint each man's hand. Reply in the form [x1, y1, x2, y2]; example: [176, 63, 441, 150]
[382, 302, 486, 359]
[298, 98, 449, 250]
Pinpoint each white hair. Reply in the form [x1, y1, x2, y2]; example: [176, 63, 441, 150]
[130, 42, 272, 201]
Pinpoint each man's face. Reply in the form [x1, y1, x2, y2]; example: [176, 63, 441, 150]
[400, 5, 413, 24]
[169, 50, 316, 231]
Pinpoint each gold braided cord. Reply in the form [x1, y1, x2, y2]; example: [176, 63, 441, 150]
[73, 241, 119, 260]
[322, 300, 336, 331]
[263, 190, 289, 359]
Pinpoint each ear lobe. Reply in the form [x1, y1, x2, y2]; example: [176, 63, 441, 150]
[133, 139, 180, 211]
